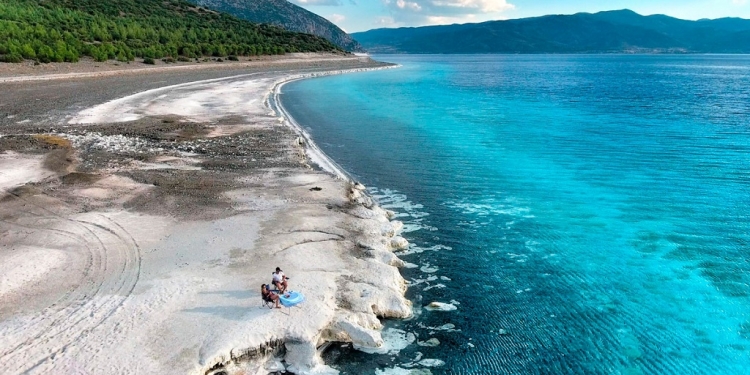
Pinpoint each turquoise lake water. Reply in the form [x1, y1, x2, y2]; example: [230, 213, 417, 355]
[281, 55, 750, 374]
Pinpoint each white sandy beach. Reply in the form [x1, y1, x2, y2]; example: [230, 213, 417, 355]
[0, 57, 412, 374]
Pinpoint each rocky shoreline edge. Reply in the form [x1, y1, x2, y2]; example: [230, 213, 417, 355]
[0, 56, 415, 375]
[203, 64, 412, 375]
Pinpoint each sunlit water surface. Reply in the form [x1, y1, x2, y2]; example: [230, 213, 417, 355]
[281, 55, 750, 375]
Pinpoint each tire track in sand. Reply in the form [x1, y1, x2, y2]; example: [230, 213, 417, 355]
[0, 193, 143, 373]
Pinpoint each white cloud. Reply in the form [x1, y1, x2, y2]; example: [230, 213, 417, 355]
[292, 0, 343, 6]
[376, 16, 397, 25]
[329, 13, 346, 23]
[425, 14, 477, 25]
[430, 0, 512, 13]
[382, 0, 514, 25]
[395, 0, 422, 11]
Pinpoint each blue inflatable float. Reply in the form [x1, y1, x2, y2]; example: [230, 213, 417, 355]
[279, 291, 305, 307]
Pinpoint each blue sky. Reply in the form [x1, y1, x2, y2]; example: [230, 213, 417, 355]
[290, 0, 750, 32]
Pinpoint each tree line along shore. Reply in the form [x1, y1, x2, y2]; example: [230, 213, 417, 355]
[0, 0, 344, 64]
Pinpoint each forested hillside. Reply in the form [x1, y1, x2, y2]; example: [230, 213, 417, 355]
[189, 0, 362, 52]
[0, 0, 342, 63]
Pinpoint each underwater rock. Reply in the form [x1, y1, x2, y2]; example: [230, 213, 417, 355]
[390, 236, 409, 250]
[417, 338, 440, 347]
[419, 359, 445, 367]
[424, 302, 457, 311]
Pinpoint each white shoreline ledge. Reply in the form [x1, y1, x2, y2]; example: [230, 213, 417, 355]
[0, 61, 413, 375]
[268, 65, 401, 181]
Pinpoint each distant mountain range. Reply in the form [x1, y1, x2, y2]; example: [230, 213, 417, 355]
[352, 10, 750, 53]
[189, 0, 362, 51]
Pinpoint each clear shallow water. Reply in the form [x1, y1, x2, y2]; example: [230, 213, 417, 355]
[281, 55, 750, 374]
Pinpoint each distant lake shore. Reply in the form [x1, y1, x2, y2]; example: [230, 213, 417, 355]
[0, 52, 357, 82]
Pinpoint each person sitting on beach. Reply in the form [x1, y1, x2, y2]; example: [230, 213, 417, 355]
[261, 284, 281, 309]
[272, 267, 289, 294]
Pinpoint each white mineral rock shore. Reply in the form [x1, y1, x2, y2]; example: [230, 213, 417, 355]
[0, 65, 411, 375]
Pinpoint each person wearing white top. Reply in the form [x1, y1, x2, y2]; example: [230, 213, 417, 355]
[272, 267, 288, 293]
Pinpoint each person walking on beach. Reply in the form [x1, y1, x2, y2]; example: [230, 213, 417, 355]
[272, 267, 289, 294]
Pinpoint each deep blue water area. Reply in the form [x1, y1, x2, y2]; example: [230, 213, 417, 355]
[281, 55, 750, 374]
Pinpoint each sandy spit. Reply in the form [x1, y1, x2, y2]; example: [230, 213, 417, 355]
[0, 55, 412, 375]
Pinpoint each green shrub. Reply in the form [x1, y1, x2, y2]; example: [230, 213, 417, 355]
[1, 53, 24, 63]
[142, 57, 155, 64]
[227, 55, 238, 61]
[21, 44, 36, 59]
[0, 0, 342, 65]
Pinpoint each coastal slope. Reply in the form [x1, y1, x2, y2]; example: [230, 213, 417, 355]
[0, 0, 341, 64]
